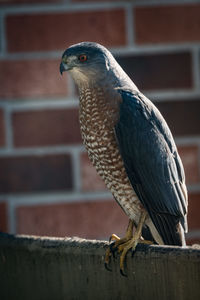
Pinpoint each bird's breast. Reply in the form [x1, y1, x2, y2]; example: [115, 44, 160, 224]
[78, 87, 142, 221]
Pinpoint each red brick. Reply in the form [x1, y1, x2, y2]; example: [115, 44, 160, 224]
[0, 59, 68, 99]
[80, 152, 107, 192]
[156, 99, 200, 136]
[187, 193, 200, 230]
[16, 194, 200, 242]
[186, 235, 200, 246]
[16, 200, 128, 239]
[12, 108, 82, 147]
[0, 202, 7, 232]
[134, 4, 200, 44]
[6, 9, 126, 53]
[178, 146, 199, 185]
[0, 154, 73, 193]
[116, 52, 192, 91]
[0, 110, 5, 147]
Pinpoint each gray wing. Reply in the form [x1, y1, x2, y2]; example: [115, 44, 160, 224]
[115, 90, 188, 245]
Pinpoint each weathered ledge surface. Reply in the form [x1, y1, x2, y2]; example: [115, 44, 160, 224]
[0, 233, 200, 300]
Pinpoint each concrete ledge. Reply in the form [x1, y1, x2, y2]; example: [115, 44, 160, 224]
[0, 233, 200, 300]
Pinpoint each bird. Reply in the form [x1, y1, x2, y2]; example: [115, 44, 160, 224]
[60, 42, 188, 275]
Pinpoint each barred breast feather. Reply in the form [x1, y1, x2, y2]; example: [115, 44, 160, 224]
[79, 87, 143, 222]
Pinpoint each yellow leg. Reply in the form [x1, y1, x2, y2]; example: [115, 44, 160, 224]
[119, 211, 147, 275]
[105, 211, 153, 276]
[110, 219, 134, 246]
[104, 219, 134, 270]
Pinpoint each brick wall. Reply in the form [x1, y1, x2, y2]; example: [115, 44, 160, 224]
[0, 0, 200, 245]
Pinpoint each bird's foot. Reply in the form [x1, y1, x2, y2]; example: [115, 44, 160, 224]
[118, 233, 153, 276]
[104, 219, 134, 271]
[105, 211, 151, 276]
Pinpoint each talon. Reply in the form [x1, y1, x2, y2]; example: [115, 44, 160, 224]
[104, 262, 112, 272]
[110, 242, 117, 258]
[120, 268, 127, 277]
[104, 212, 152, 275]
[104, 247, 112, 271]
[131, 250, 136, 257]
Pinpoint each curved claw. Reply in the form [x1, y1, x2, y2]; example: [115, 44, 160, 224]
[120, 268, 128, 277]
[131, 250, 136, 258]
[110, 241, 120, 259]
[104, 246, 113, 272]
[131, 244, 138, 257]
[109, 236, 112, 243]
[104, 262, 112, 272]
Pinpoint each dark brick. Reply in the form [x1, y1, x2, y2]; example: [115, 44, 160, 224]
[12, 108, 82, 147]
[0, 59, 68, 99]
[6, 9, 126, 52]
[134, 4, 200, 44]
[16, 194, 200, 240]
[156, 99, 200, 136]
[0, 110, 5, 147]
[187, 193, 200, 230]
[0, 202, 7, 232]
[0, 154, 73, 193]
[16, 199, 128, 238]
[178, 146, 199, 185]
[116, 52, 192, 91]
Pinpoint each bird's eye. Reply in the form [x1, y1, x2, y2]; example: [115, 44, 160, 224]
[78, 54, 88, 62]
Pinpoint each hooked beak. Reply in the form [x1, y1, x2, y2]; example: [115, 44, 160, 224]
[60, 61, 73, 75]
[60, 62, 66, 75]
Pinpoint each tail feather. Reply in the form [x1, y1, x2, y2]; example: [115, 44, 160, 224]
[151, 212, 186, 246]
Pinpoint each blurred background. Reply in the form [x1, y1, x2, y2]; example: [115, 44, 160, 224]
[0, 0, 199, 245]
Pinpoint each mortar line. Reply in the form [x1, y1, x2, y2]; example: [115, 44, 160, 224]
[0, 2, 126, 15]
[0, 144, 85, 157]
[125, 3, 134, 47]
[71, 147, 82, 193]
[187, 184, 200, 193]
[7, 199, 17, 234]
[0, 191, 112, 206]
[175, 136, 200, 146]
[0, 182, 199, 208]
[0, 50, 62, 60]
[0, 0, 199, 15]
[192, 47, 200, 91]
[186, 229, 200, 238]
[0, 98, 79, 111]
[197, 143, 200, 184]
[146, 90, 200, 102]
[112, 43, 200, 55]
[0, 90, 200, 111]
[1, 43, 200, 61]
[132, 0, 200, 7]
[0, 135, 199, 157]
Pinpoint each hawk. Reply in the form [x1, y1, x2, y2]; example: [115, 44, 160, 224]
[60, 42, 188, 275]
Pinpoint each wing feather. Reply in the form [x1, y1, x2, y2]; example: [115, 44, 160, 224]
[115, 90, 188, 245]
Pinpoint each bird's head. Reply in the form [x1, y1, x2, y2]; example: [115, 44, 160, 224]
[60, 42, 120, 87]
